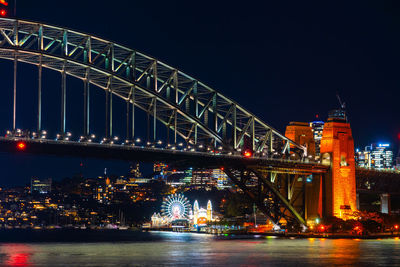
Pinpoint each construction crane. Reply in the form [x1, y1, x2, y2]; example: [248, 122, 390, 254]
[336, 92, 346, 110]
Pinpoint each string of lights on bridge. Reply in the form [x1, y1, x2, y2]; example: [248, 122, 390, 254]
[10, 128, 255, 158]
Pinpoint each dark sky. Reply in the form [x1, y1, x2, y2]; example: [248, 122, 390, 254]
[0, 0, 399, 186]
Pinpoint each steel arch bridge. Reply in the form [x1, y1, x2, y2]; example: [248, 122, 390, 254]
[0, 18, 328, 228]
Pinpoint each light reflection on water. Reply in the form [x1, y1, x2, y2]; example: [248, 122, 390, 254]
[0, 232, 399, 266]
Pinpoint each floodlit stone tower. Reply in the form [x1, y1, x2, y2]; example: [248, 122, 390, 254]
[285, 122, 322, 221]
[207, 200, 212, 221]
[320, 110, 357, 219]
[285, 122, 316, 157]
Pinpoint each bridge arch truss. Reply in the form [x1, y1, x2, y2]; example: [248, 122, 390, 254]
[0, 18, 305, 157]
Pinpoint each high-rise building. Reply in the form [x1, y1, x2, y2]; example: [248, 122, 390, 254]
[183, 169, 192, 184]
[370, 144, 393, 170]
[356, 144, 394, 170]
[355, 148, 371, 168]
[153, 162, 168, 179]
[129, 163, 142, 178]
[191, 170, 216, 189]
[396, 154, 400, 170]
[310, 120, 324, 157]
[212, 169, 230, 189]
[31, 178, 52, 194]
[153, 162, 167, 173]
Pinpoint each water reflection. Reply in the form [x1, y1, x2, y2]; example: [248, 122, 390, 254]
[0, 233, 399, 266]
[331, 239, 361, 266]
[0, 244, 33, 267]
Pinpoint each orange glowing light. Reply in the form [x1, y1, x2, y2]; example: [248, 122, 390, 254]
[0, 0, 8, 6]
[220, 167, 224, 171]
[243, 149, 252, 158]
[17, 142, 26, 150]
[395, 225, 399, 230]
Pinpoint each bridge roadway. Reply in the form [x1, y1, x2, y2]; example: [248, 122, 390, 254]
[0, 137, 328, 174]
[356, 167, 400, 194]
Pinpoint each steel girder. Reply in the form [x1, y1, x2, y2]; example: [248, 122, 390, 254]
[0, 18, 306, 157]
[224, 167, 307, 227]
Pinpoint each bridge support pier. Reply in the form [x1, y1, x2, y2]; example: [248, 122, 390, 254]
[380, 193, 391, 214]
[224, 167, 309, 228]
[320, 114, 357, 219]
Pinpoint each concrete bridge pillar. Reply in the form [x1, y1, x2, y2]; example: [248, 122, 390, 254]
[319, 111, 357, 219]
[380, 193, 391, 214]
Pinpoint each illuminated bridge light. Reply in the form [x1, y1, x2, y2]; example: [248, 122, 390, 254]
[243, 149, 253, 158]
[17, 142, 26, 150]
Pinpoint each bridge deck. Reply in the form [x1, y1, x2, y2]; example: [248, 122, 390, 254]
[0, 137, 328, 173]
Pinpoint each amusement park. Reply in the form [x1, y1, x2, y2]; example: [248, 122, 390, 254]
[149, 194, 218, 231]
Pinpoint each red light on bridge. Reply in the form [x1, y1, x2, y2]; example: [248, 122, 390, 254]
[243, 149, 253, 158]
[0, 0, 8, 6]
[319, 225, 325, 231]
[395, 225, 399, 230]
[0, 9, 6, 16]
[16, 141, 26, 150]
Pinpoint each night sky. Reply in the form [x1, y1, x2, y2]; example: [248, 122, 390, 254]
[0, 0, 399, 187]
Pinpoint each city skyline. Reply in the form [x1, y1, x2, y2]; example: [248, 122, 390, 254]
[0, 1, 398, 186]
[0, 2, 399, 265]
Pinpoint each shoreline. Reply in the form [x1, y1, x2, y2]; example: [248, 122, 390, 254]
[0, 228, 398, 241]
[145, 228, 400, 239]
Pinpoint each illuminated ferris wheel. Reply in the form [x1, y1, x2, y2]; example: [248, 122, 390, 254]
[161, 194, 191, 221]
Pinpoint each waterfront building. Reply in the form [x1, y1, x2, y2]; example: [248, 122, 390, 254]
[193, 200, 213, 226]
[151, 213, 169, 227]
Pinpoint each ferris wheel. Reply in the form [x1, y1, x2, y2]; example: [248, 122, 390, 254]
[161, 194, 191, 221]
